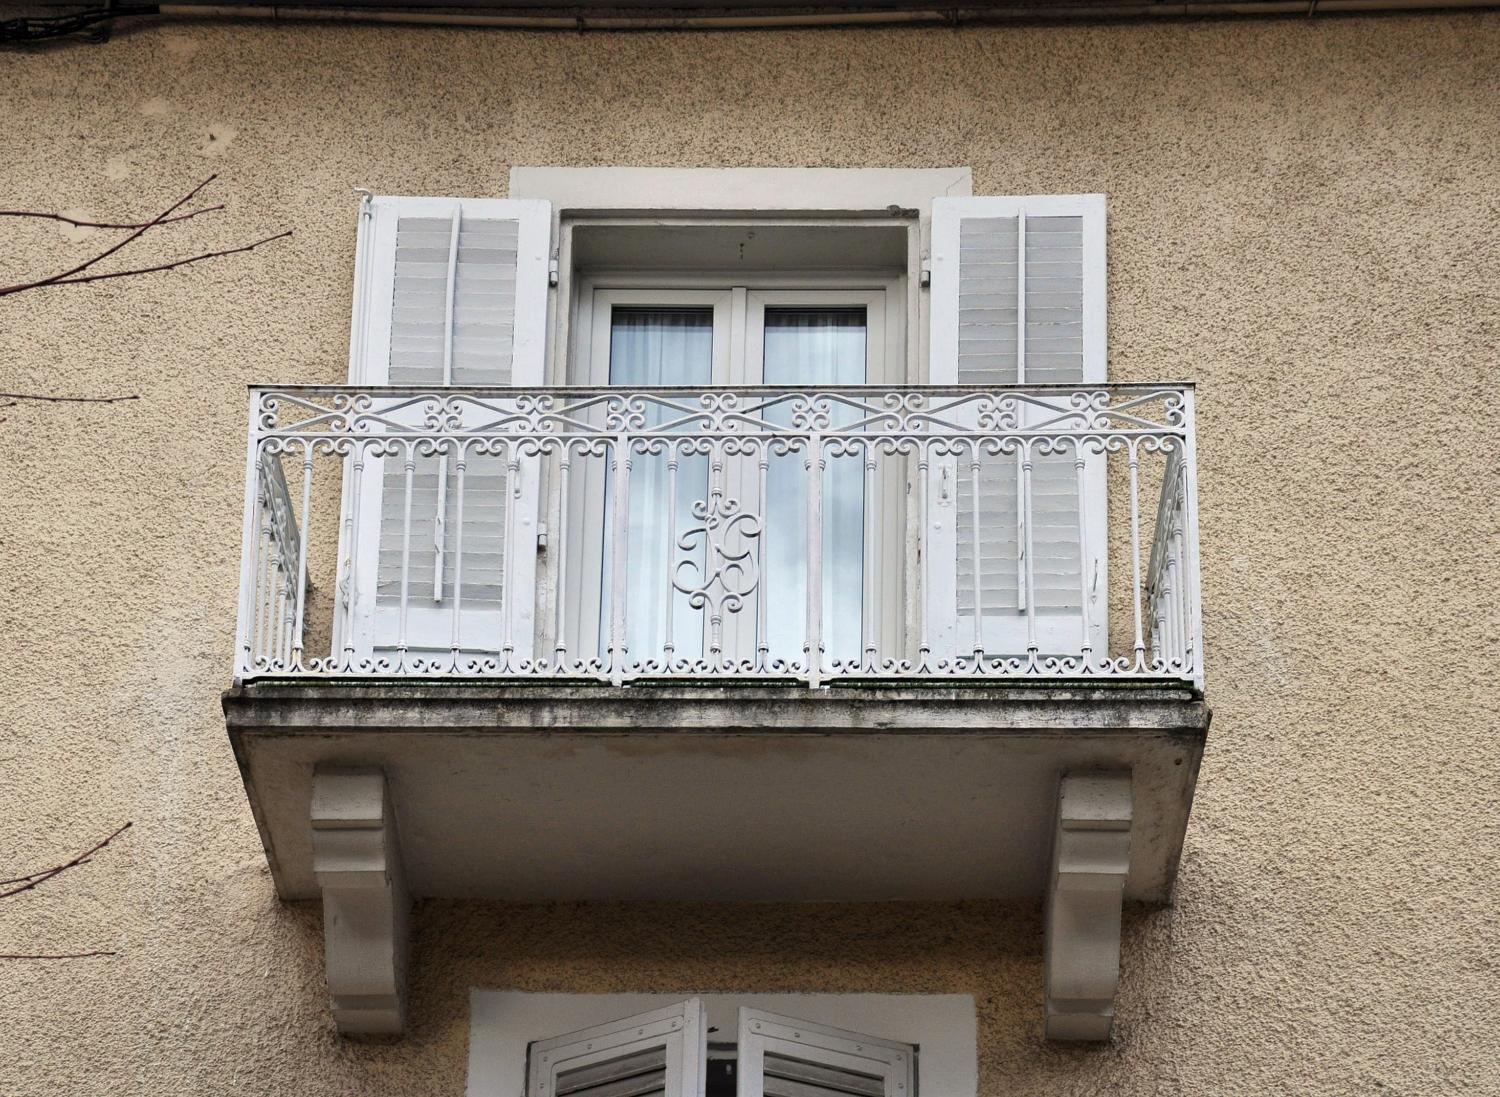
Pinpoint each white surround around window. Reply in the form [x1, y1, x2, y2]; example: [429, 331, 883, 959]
[469, 992, 977, 1097]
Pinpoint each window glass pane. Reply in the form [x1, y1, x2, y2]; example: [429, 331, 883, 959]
[761, 308, 867, 668]
[601, 308, 714, 665]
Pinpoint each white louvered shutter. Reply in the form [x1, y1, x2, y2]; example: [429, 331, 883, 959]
[340, 195, 550, 665]
[735, 1008, 914, 1097]
[926, 195, 1107, 660]
[527, 999, 708, 1097]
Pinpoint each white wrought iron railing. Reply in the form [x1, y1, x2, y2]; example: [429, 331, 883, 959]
[235, 384, 1202, 688]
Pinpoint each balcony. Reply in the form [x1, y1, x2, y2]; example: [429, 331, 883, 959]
[234, 383, 1201, 685]
[223, 383, 1209, 1036]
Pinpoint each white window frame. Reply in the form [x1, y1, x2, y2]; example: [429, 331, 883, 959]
[925, 193, 1109, 662]
[337, 195, 550, 667]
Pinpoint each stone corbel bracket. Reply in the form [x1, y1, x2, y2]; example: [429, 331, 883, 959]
[1045, 770, 1133, 1041]
[311, 768, 409, 1036]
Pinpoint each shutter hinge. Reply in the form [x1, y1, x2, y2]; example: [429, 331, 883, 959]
[919, 264, 931, 288]
[547, 258, 560, 287]
[537, 523, 549, 552]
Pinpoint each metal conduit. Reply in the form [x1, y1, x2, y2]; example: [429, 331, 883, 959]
[6, 0, 1494, 41]
[161, 1, 1499, 29]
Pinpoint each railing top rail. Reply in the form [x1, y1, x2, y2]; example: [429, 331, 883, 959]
[247, 385, 1196, 441]
[248, 381, 1196, 396]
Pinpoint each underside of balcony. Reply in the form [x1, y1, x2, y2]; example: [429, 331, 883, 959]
[224, 680, 1207, 906]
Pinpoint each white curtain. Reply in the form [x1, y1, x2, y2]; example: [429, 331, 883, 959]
[762, 308, 867, 667]
[601, 309, 713, 663]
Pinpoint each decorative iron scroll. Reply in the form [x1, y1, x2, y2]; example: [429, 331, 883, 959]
[673, 488, 763, 659]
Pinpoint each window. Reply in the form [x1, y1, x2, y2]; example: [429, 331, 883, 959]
[337, 175, 1109, 676]
[565, 271, 905, 669]
[470, 993, 976, 1097]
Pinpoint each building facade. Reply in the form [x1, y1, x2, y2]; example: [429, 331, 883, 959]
[2, 7, 1497, 1096]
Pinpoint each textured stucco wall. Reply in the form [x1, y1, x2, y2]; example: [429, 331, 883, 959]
[2, 12, 1498, 1096]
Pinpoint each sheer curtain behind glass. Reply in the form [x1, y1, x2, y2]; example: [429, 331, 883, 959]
[762, 308, 867, 667]
[601, 308, 713, 663]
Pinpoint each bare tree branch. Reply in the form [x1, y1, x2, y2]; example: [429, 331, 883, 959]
[0, 822, 132, 900]
[0, 392, 139, 404]
[38, 229, 293, 290]
[0, 205, 224, 230]
[0, 951, 116, 961]
[0, 176, 217, 297]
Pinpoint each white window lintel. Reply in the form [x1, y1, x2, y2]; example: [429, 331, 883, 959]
[508, 166, 973, 218]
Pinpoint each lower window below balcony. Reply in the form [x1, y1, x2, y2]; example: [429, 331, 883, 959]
[468, 992, 976, 1097]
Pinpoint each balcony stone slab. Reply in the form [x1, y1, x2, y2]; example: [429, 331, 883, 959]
[224, 681, 1208, 906]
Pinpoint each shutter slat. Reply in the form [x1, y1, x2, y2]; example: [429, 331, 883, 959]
[557, 1048, 668, 1095]
[764, 1077, 877, 1097]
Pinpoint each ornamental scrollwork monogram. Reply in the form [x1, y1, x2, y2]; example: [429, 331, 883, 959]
[671, 491, 763, 638]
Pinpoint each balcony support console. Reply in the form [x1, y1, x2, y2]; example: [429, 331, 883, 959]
[1046, 771, 1133, 1041]
[310, 768, 408, 1035]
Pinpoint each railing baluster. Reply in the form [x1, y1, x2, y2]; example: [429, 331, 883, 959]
[449, 441, 466, 670]
[707, 443, 725, 667]
[968, 442, 984, 660]
[254, 492, 270, 668]
[805, 429, 824, 687]
[552, 448, 572, 670]
[862, 440, 877, 672]
[289, 443, 315, 670]
[1154, 569, 1169, 670]
[1021, 441, 1038, 662]
[608, 432, 631, 685]
[1181, 388, 1204, 688]
[398, 441, 416, 665]
[1016, 214, 1028, 617]
[341, 446, 365, 669]
[1166, 524, 1182, 670]
[279, 566, 292, 666]
[755, 441, 770, 673]
[501, 442, 519, 672]
[1073, 443, 1094, 671]
[917, 437, 931, 670]
[663, 444, 678, 666]
[1174, 490, 1191, 672]
[266, 510, 282, 666]
[1127, 439, 1145, 671]
[233, 398, 264, 678]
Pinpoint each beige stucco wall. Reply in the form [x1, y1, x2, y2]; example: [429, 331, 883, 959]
[2, 12, 1498, 1096]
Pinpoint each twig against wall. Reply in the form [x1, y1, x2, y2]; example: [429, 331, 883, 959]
[0, 392, 139, 404]
[0, 821, 133, 899]
[0, 174, 291, 298]
[0, 206, 224, 229]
